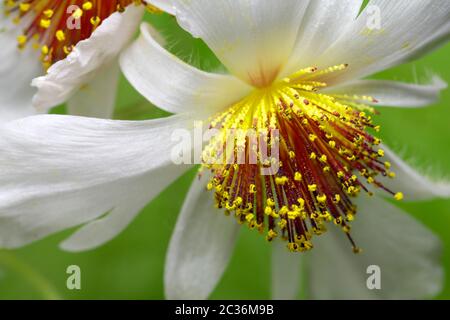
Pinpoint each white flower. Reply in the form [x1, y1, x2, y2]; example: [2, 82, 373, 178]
[0, 0, 449, 300]
[0, 0, 172, 122]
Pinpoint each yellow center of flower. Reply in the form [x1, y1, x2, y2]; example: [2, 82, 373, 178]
[202, 64, 403, 253]
[3, 0, 161, 68]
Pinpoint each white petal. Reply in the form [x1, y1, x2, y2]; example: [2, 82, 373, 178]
[120, 23, 251, 115]
[67, 60, 120, 119]
[165, 173, 240, 299]
[271, 240, 302, 300]
[0, 113, 195, 249]
[0, 16, 41, 122]
[307, 196, 443, 299]
[377, 144, 450, 201]
[323, 76, 447, 107]
[148, 0, 175, 15]
[282, 0, 363, 77]
[172, 0, 310, 86]
[316, 0, 450, 84]
[31, 5, 144, 112]
[60, 166, 187, 252]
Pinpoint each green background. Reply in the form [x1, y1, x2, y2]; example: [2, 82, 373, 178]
[1, 8, 450, 300]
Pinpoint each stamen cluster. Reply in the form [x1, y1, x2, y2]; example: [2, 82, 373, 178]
[202, 65, 403, 253]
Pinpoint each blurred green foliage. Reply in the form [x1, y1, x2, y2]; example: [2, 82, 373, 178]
[1, 8, 450, 300]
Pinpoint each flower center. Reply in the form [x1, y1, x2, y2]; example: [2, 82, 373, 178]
[202, 64, 403, 253]
[3, 0, 160, 68]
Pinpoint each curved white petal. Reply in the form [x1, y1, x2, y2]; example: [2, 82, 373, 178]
[120, 23, 251, 115]
[67, 60, 120, 119]
[377, 144, 450, 201]
[148, 0, 175, 15]
[31, 5, 144, 112]
[323, 76, 447, 107]
[0, 113, 196, 249]
[282, 0, 363, 77]
[165, 173, 240, 300]
[307, 196, 443, 299]
[60, 165, 189, 252]
[271, 240, 302, 300]
[315, 0, 450, 84]
[0, 15, 41, 122]
[172, 0, 310, 86]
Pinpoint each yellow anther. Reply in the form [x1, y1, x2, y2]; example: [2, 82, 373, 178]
[289, 151, 296, 159]
[267, 198, 275, 207]
[245, 213, 254, 223]
[367, 176, 374, 184]
[332, 195, 341, 204]
[310, 152, 317, 160]
[384, 161, 392, 169]
[225, 203, 235, 211]
[300, 241, 314, 251]
[275, 176, 288, 185]
[294, 172, 302, 181]
[346, 213, 355, 221]
[329, 140, 336, 148]
[41, 45, 49, 55]
[309, 134, 317, 141]
[377, 149, 385, 157]
[233, 197, 243, 206]
[17, 34, 27, 46]
[82, 1, 94, 10]
[347, 186, 357, 195]
[278, 219, 287, 229]
[63, 46, 71, 55]
[394, 192, 404, 201]
[264, 206, 272, 216]
[288, 243, 299, 252]
[297, 198, 305, 207]
[287, 211, 298, 220]
[39, 19, 51, 29]
[279, 206, 288, 215]
[90, 16, 101, 26]
[43, 9, 54, 18]
[266, 229, 278, 241]
[308, 184, 317, 192]
[316, 194, 327, 203]
[19, 3, 30, 12]
[56, 30, 66, 42]
[388, 171, 396, 178]
[72, 8, 84, 19]
[249, 184, 256, 193]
